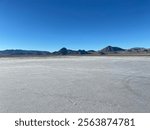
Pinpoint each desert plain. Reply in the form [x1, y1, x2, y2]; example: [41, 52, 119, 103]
[0, 56, 150, 112]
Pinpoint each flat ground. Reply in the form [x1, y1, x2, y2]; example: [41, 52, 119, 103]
[0, 56, 150, 112]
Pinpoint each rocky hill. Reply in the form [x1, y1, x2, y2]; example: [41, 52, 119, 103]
[100, 46, 125, 53]
[52, 47, 89, 55]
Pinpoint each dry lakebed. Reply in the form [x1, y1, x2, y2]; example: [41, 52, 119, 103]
[0, 56, 150, 112]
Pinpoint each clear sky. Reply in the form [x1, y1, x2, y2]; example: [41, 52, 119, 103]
[0, 0, 150, 51]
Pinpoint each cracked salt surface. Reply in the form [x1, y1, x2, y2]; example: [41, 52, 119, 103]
[0, 56, 150, 112]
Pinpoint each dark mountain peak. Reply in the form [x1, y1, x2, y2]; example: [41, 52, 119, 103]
[100, 46, 125, 53]
[57, 47, 68, 55]
[107, 45, 112, 48]
[59, 47, 68, 51]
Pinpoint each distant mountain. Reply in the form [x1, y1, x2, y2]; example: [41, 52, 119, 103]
[87, 50, 96, 53]
[99, 46, 150, 55]
[0, 49, 51, 57]
[100, 46, 125, 53]
[53, 47, 68, 55]
[127, 47, 149, 52]
[52, 47, 89, 55]
[0, 46, 150, 57]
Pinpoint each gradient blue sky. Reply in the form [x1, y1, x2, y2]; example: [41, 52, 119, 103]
[0, 0, 150, 51]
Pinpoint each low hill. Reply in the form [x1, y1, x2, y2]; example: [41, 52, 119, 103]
[0, 49, 51, 57]
[127, 47, 149, 52]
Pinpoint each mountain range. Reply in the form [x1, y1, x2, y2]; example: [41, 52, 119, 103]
[0, 46, 150, 57]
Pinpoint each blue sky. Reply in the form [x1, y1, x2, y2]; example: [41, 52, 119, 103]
[0, 0, 150, 51]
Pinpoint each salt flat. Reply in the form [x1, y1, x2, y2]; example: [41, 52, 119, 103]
[0, 56, 150, 113]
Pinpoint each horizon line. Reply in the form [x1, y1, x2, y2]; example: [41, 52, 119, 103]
[0, 45, 150, 52]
